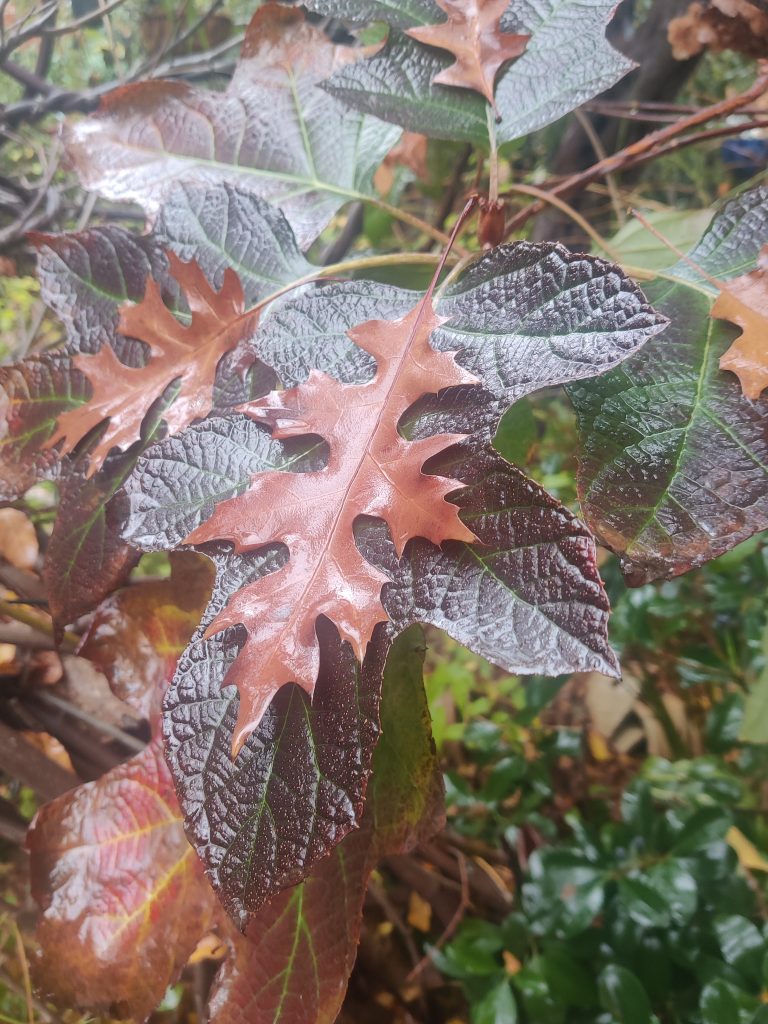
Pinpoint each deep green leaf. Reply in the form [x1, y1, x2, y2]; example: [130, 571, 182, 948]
[700, 979, 743, 1024]
[569, 185, 768, 583]
[598, 964, 653, 1024]
[472, 980, 518, 1024]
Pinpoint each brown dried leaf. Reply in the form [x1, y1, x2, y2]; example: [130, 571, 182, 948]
[407, 0, 529, 106]
[0, 508, 38, 569]
[185, 296, 477, 753]
[46, 254, 256, 474]
[714, 244, 768, 399]
[669, 0, 768, 60]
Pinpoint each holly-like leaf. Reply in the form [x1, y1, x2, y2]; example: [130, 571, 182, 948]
[406, 0, 530, 107]
[185, 290, 477, 753]
[320, 0, 634, 144]
[207, 626, 442, 1023]
[713, 244, 768, 399]
[28, 741, 215, 1022]
[568, 185, 768, 583]
[78, 552, 215, 720]
[64, 4, 400, 250]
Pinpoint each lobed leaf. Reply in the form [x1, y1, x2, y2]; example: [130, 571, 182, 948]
[207, 626, 442, 1023]
[405, 0, 530, 108]
[568, 185, 768, 583]
[64, 5, 401, 249]
[163, 546, 386, 924]
[321, 0, 634, 145]
[183, 291, 477, 753]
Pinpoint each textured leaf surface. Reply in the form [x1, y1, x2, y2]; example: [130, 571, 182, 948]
[364, 442, 619, 679]
[568, 186, 768, 583]
[302, 0, 441, 29]
[28, 741, 214, 1022]
[0, 356, 83, 499]
[406, 0, 529, 106]
[32, 225, 167, 359]
[185, 291, 476, 752]
[124, 236, 661, 742]
[207, 627, 442, 1022]
[64, 4, 400, 249]
[322, 0, 633, 144]
[164, 544, 386, 923]
[78, 552, 215, 719]
[125, 421, 617, 686]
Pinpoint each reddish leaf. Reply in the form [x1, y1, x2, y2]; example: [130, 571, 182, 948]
[186, 295, 477, 753]
[44, 464, 140, 629]
[64, 5, 400, 250]
[47, 254, 257, 475]
[714, 244, 768, 399]
[28, 740, 215, 1022]
[78, 551, 215, 719]
[207, 626, 442, 1023]
[0, 356, 85, 499]
[407, 0, 529, 106]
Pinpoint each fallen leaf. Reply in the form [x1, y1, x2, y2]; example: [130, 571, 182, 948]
[46, 254, 256, 474]
[407, 0, 529, 106]
[714, 244, 768, 399]
[727, 826, 768, 873]
[185, 293, 477, 753]
[407, 891, 432, 931]
[669, 0, 768, 60]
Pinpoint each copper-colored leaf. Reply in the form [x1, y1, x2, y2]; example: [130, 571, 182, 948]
[668, 0, 768, 60]
[185, 296, 477, 753]
[407, 0, 529, 106]
[714, 244, 768, 399]
[78, 551, 215, 720]
[46, 254, 256, 475]
[28, 741, 215, 1022]
[64, 5, 400, 250]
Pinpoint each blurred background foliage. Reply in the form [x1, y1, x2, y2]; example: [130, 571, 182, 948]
[0, 1, 768, 1022]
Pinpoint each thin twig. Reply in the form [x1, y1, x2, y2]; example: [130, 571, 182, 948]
[406, 852, 470, 982]
[503, 183, 624, 262]
[44, 0, 131, 37]
[574, 107, 626, 227]
[505, 62, 768, 236]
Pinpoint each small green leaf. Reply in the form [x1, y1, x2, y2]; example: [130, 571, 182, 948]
[715, 915, 765, 983]
[741, 625, 768, 744]
[472, 980, 518, 1024]
[598, 965, 653, 1024]
[700, 979, 742, 1024]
